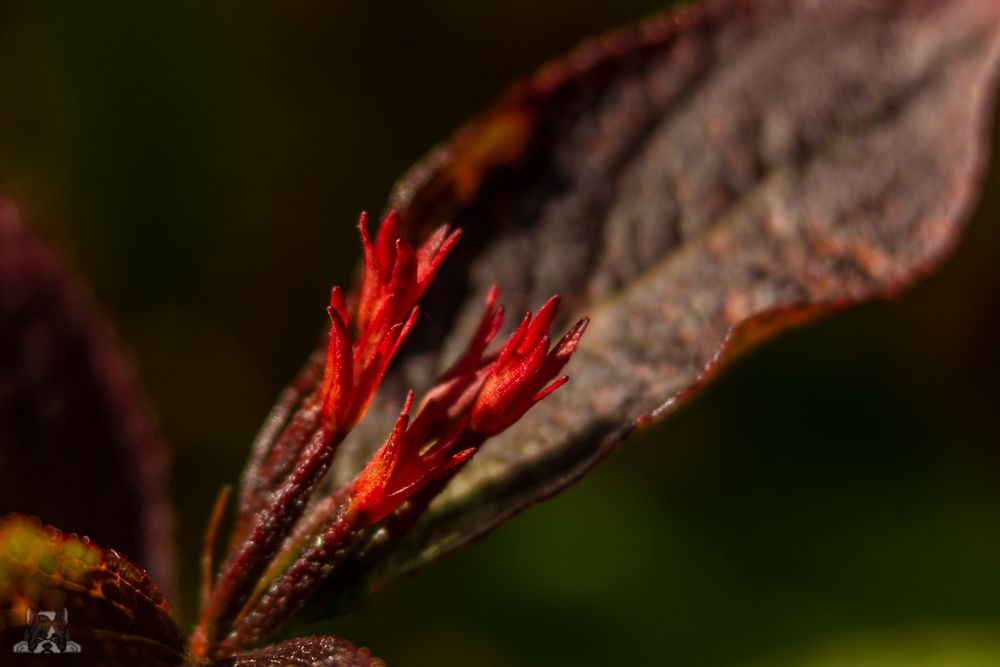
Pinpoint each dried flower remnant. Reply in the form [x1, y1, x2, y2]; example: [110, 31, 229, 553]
[194, 212, 587, 659]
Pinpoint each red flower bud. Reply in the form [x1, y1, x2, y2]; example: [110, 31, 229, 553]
[201, 217, 587, 656]
[470, 297, 588, 435]
[319, 212, 459, 431]
[347, 289, 587, 522]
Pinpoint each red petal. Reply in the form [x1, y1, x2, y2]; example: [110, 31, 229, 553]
[478, 285, 505, 350]
[416, 226, 461, 293]
[539, 316, 589, 381]
[356, 211, 379, 332]
[374, 210, 401, 278]
[389, 306, 420, 359]
[349, 392, 414, 516]
[417, 417, 468, 469]
[496, 311, 532, 369]
[387, 239, 418, 306]
[328, 286, 349, 325]
[414, 225, 449, 277]
[351, 321, 403, 424]
[439, 447, 477, 473]
[472, 334, 549, 433]
[378, 428, 475, 520]
[519, 295, 560, 355]
[434, 286, 505, 387]
[355, 292, 397, 373]
[531, 374, 568, 403]
[321, 306, 354, 426]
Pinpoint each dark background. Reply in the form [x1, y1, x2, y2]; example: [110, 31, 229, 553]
[2, 2, 1000, 665]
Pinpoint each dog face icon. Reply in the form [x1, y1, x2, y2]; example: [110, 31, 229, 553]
[12, 608, 82, 654]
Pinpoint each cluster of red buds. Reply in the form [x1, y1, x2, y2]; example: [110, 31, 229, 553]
[192, 212, 587, 659]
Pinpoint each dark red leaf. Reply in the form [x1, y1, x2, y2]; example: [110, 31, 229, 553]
[0, 514, 187, 666]
[299, 0, 1000, 609]
[214, 636, 383, 667]
[0, 198, 174, 588]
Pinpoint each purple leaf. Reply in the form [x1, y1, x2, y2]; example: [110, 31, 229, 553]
[297, 0, 1000, 609]
[0, 514, 186, 666]
[0, 198, 174, 588]
[215, 636, 383, 667]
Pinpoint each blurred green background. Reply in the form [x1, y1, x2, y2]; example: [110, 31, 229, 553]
[2, 1, 1000, 665]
